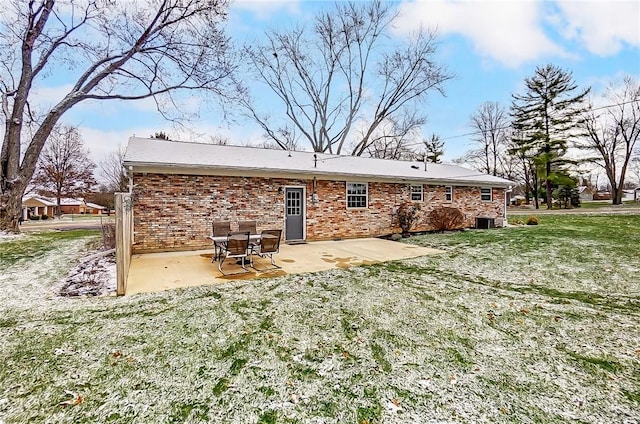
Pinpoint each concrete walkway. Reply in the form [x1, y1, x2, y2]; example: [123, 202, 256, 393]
[126, 238, 442, 295]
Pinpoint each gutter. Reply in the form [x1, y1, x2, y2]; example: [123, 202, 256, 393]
[123, 162, 514, 189]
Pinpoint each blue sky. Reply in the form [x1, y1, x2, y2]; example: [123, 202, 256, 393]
[43, 0, 640, 166]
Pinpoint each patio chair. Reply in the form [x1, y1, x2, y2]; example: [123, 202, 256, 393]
[212, 220, 231, 237]
[250, 229, 282, 271]
[238, 220, 257, 235]
[218, 231, 251, 275]
[211, 221, 231, 261]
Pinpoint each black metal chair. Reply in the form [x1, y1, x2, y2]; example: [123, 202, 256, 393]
[218, 231, 251, 275]
[250, 229, 282, 271]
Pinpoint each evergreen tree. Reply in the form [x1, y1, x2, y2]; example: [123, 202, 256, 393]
[511, 64, 589, 209]
[423, 134, 445, 163]
[151, 131, 171, 140]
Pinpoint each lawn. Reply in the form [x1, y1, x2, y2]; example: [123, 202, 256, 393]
[0, 215, 639, 423]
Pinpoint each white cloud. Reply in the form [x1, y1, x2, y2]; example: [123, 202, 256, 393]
[28, 84, 160, 116]
[80, 127, 142, 166]
[395, 0, 567, 68]
[554, 0, 640, 56]
[81, 119, 268, 167]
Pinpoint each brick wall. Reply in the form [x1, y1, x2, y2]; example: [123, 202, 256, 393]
[132, 173, 505, 253]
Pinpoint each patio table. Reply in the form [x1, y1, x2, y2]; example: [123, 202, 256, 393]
[210, 234, 261, 261]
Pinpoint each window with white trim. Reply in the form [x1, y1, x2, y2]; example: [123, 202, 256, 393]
[481, 187, 492, 201]
[445, 186, 453, 201]
[410, 185, 423, 202]
[346, 182, 368, 208]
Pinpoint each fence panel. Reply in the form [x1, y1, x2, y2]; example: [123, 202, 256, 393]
[115, 193, 133, 295]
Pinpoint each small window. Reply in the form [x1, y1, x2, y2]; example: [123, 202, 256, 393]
[410, 185, 423, 202]
[481, 187, 492, 201]
[445, 186, 453, 201]
[346, 182, 368, 208]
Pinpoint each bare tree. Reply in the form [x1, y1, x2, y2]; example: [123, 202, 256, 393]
[207, 135, 230, 146]
[507, 131, 540, 208]
[631, 156, 640, 187]
[578, 76, 640, 204]
[0, 0, 237, 232]
[361, 114, 422, 160]
[99, 148, 127, 193]
[243, 0, 452, 155]
[31, 125, 95, 210]
[466, 102, 510, 176]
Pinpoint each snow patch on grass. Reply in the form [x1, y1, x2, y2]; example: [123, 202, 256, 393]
[56, 253, 116, 297]
[0, 231, 25, 240]
[0, 216, 639, 423]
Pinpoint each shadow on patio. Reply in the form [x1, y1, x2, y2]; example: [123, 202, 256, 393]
[126, 238, 442, 295]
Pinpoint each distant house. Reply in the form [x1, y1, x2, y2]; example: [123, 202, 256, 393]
[635, 188, 640, 202]
[577, 186, 595, 202]
[123, 137, 513, 253]
[593, 191, 612, 201]
[509, 195, 526, 206]
[59, 198, 106, 215]
[21, 195, 58, 220]
[622, 189, 635, 201]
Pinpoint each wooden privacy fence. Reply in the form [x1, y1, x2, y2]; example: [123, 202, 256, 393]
[115, 193, 133, 295]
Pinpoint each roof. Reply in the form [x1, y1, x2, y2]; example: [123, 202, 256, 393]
[22, 195, 57, 206]
[59, 198, 83, 206]
[123, 137, 513, 187]
[85, 202, 105, 209]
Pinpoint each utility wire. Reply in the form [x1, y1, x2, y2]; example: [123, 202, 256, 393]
[312, 98, 639, 161]
[410, 99, 640, 146]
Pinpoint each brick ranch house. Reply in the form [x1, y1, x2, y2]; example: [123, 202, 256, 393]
[58, 198, 106, 215]
[21, 195, 58, 219]
[123, 137, 512, 253]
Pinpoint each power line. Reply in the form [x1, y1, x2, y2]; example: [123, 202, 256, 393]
[308, 98, 639, 161]
[413, 99, 640, 147]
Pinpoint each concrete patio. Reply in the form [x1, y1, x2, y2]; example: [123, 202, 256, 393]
[126, 238, 442, 295]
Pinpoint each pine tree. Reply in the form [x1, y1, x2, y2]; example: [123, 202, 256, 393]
[423, 134, 445, 163]
[511, 64, 589, 209]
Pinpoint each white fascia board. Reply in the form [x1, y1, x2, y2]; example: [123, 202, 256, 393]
[126, 163, 512, 188]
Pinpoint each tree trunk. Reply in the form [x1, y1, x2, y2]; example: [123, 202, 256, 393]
[545, 155, 553, 209]
[532, 172, 540, 209]
[0, 187, 23, 232]
[612, 186, 623, 205]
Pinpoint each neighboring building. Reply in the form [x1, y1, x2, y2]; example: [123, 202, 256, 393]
[577, 186, 595, 202]
[21, 195, 58, 220]
[123, 137, 513, 253]
[622, 189, 635, 201]
[509, 195, 526, 206]
[635, 188, 640, 202]
[593, 192, 612, 201]
[21, 196, 105, 219]
[59, 198, 105, 215]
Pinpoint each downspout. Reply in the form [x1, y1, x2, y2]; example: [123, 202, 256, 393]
[505, 186, 512, 226]
[128, 166, 134, 244]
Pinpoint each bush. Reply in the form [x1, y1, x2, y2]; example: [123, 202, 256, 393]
[428, 207, 464, 231]
[396, 202, 421, 236]
[29, 215, 40, 221]
[526, 216, 539, 225]
[41, 214, 49, 220]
